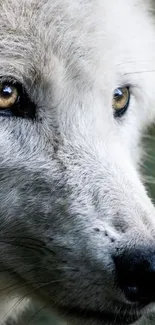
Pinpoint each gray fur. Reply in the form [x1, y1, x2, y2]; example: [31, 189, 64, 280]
[0, 0, 155, 324]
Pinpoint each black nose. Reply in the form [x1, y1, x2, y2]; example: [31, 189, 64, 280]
[114, 248, 155, 304]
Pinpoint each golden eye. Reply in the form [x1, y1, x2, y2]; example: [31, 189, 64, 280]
[0, 77, 36, 119]
[0, 83, 18, 109]
[113, 87, 130, 117]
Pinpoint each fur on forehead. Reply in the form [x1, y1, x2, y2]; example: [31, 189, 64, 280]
[0, 0, 155, 83]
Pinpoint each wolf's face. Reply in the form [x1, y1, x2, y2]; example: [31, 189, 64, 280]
[1, 0, 155, 324]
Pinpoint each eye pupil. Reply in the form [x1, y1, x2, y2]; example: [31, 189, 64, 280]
[114, 88, 123, 99]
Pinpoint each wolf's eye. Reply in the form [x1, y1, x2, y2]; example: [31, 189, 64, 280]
[0, 84, 18, 109]
[0, 78, 35, 119]
[113, 87, 130, 117]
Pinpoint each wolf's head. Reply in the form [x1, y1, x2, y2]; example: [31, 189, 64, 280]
[1, 0, 155, 324]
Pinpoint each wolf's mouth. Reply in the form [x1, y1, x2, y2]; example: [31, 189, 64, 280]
[60, 306, 142, 325]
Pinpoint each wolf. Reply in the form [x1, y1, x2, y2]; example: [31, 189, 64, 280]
[1, 0, 155, 324]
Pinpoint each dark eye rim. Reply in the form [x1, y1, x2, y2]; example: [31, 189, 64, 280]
[0, 76, 36, 119]
[113, 86, 130, 118]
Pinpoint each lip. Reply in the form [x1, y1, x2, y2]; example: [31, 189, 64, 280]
[60, 306, 142, 325]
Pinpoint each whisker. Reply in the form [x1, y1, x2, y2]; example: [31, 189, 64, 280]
[0, 237, 57, 258]
[3, 236, 47, 248]
[1, 279, 64, 324]
[0, 239, 56, 258]
[0, 265, 74, 297]
[117, 59, 154, 68]
[123, 69, 155, 76]
[0, 240, 44, 255]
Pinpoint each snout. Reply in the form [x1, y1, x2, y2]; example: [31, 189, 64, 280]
[114, 247, 155, 305]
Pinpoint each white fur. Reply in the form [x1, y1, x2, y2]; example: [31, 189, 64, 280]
[1, 1, 155, 324]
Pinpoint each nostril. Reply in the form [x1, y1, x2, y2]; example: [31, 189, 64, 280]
[114, 248, 155, 304]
